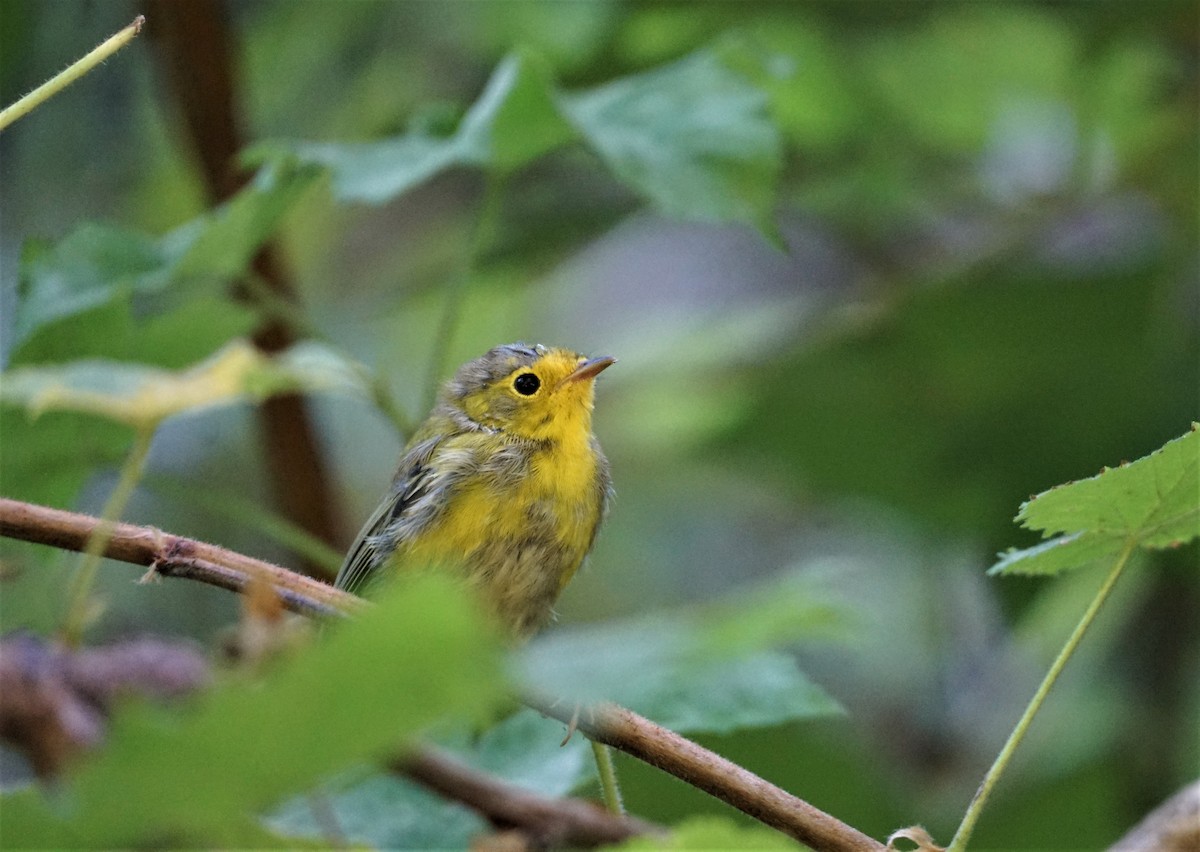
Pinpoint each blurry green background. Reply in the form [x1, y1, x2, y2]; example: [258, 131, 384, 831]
[1, 1, 1196, 849]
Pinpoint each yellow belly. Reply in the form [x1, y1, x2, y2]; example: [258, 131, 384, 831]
[402, 439, 602, 636]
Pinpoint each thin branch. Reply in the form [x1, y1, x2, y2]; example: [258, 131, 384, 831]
[395, 745, 660, 847]
[0, 15, 145, 131]
[1, 497, 882, 851]
[528, 697, 885, 852]
[0, 498, 357, 619]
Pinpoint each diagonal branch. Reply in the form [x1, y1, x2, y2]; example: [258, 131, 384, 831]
[396, 745, 661, 847]
[527, 697, 883, 852]
[0, 496, 883, 851]
[0, 498, 355, 619]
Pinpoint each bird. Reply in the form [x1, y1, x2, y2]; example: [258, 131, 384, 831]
[335, 343, 614, 638]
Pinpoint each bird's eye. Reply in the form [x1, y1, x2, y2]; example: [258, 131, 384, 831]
[513, 372, 541, 396]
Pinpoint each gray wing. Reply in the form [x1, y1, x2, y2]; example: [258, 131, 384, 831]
[334, 433, 448, 595]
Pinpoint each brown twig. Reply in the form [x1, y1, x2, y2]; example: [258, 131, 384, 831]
[528, 697, 885, 852]
[0, 498, 356, 619]
[0, 497, 879, 850]
[395, 746, 661, 848]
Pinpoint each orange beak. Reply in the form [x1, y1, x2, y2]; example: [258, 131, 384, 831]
[564, 355, 616, 384]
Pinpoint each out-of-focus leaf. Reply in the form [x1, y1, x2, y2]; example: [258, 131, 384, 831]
[562, 50, 781, 231]
[519, 568, 845, 733]
[466, 708, 592, 795]
[10, 163, 317, 359]
[0, 575, 505, 848]
[0, 340, 370, 429]
[0, 409, 132, 507]
[251, 53, 574, 204]
[991, 425, 1199, 576]
[455, 52, 576, 173]
[269, 771, 485, 849]
[270, 710, 592, 847]
[612, 815, 803, 850]
[254, 48, 780, 234]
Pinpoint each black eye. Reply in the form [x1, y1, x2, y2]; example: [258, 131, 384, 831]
[513, 372, 541, 395]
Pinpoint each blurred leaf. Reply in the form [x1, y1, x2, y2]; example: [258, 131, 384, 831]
[0, 574, 505, 848]
[991, 425, 1199, 576]
[0, 340, 370, 429]
[269, 771, 485, 849]
[465, 707, 593, 795]
[254, 48, 780, 234]
[562, 50, 781, 232]
[612, 815, 803, 850]
[456, 52, 576, 173]
[11, 162, 318, 360]
[718, 23, 861, 153]
[0, 409, 132, 507]
[251, 53, 574, 204]
[519, 568, 845, 733]
[13, 226, 163, 355]
[270, 709, 592, 847]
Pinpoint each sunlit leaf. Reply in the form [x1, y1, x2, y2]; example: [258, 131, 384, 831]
[0, 340, 370, 429]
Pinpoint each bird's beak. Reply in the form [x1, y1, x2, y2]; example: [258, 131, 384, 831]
[564, 355, 616, 384]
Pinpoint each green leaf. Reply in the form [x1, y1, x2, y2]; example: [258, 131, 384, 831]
[0, 575, 505, 848]
[0, 340, 370, 429]
[455, 51, 576, 173]
[611, 815, 804, 850]
[269, 710, 591, 847]
[0, 408, 132, 507]
[519, 569, 845, 733]
[11, 161, 318, 358]
[991, 425, 1199, 576]
[269, 772, 485, 849]
[562, 50, 782, 230]
[253, 48, 781, 234]
[251, 53, 574, 204]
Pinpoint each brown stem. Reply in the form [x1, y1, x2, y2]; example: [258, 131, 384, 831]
[395, 746, 661, 847]
[528, 697, 885, 852]
[1, 497, 881, 850]
[0, 498, 357, 619]
[145, 0, 344, 576]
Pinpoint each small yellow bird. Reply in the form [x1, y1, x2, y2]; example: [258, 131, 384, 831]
[336, 343, 614, 638]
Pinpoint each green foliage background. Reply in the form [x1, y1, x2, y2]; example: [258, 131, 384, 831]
[1, 2, 1197, 849]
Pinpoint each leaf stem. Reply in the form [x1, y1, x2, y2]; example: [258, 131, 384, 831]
[946, 540, 1137, 851]
[60, 424, 157, 646]
[592, 740, 625, 815]
[0, 15, 145, 131]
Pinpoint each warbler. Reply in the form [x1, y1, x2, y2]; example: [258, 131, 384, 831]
[335, 343, 614, 638]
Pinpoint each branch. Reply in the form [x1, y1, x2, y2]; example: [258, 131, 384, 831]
[0, 497, 882, 851]
[1108, 779, 1200, 852]
[0, 498, 357, 619]
[528, 697, 884, 852]
[395, 746, 661, 848]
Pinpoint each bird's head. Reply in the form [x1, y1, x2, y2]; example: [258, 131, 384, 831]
[446, 343, 615, 442]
